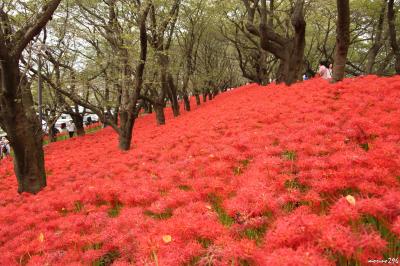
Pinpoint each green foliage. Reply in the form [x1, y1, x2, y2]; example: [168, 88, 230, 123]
[74, 201, 84, 213]
[284, 178, 308, 192]
[360, 143, 370, 151]
[207, 193, 234, 227]
[282, 150, 297, 161]
[233, 158, 251, 176]
[92, 249, 120, 266]
[144, 208, 173, 220]
[241, 225, 267, 246]
[83, 242, 103, 251]
[178, 185, 192, 191]
[107, 202, 123, 218]
[361, 215, 400, 259]
[197, 237, 213, 248]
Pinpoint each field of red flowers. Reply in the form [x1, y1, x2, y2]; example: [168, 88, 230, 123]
[1, 76, 400, 265]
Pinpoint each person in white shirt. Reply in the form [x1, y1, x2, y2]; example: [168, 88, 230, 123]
[0, 137, 10, 158]
[318, 61, 331, 80]
[67, 120, 76, 138]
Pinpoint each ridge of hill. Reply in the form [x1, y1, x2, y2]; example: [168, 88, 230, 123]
[1, 76, 400, 265]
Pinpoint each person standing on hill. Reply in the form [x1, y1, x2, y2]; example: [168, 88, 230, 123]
[67, 120, 76, 138]
[318, 61, 331, 80]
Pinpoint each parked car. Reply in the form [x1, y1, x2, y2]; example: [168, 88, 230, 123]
[55, 114, 72, 131]
[83, 113, 99, 125]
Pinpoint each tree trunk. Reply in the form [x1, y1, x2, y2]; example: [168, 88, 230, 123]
[208, 92, 213, 101]
[1, 61, 46, 194]
[154, 104, 166, 125]
[275, 7, 306, 84]
[118, 111, 134, 150]
[243, 0, 305, 85]
[388, 0, 400, 74]
[167, 74, 180, 117]
[182, 67, 192, 111]
[12, 119, 46, 194]
[365, 0, 386, 74]
[333, 0, 351, 82]
[202, 93, 207, 103]
[195, 94, 201, 105]
[71, 113, 85, 136]
[145, 102, 153, 113]
[183, 95, 191, 111]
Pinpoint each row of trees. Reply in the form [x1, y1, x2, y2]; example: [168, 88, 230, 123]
[0, 0, 399, 193]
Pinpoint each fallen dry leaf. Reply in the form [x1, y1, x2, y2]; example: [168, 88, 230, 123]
[162, 235, 172, 243]
[346, 195, 356, 206]
[38, 233, 44, 242]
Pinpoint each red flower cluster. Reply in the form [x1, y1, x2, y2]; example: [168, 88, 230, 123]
[0, 76, 399, 265]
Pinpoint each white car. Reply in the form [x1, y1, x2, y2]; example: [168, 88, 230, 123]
[83, 113, 99, 125]
[55, 114, 72, 130]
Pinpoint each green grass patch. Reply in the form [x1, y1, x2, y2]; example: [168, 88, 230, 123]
[86, 125, 103, 135]
[323, 246, 362, 265]
[284, 178, 308, 192]
[74, 201, 84, 213]
[197, 237, 213, 249]
[361, 215, 400, 259]
[83, 242, 103, 251]
[282, 150, 297, 161]
[282, 201, 302, 213]
[360, 143, 370, 152]
[92, 249, 120, 266]
[43, 125, 103, 145]
[107, 202, 123, 218]
[233, 158, 252, 176]
[207, 193, 234, 227]
[144, 208, 173, 220]
[241, 225, 267, 246]
[178, 185, 192, 191]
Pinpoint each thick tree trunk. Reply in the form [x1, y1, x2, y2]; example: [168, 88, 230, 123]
[71, 113, 85, 136]
[183, 95, 191, 111]
[258, 50, 270, 85]
[182, 69, 192, 111]
[275, 6, 306, 84]
[276, 53, 303, 84]
[12, 117, 46, 194]
[154, 104, 166, 125]
[388, 0, 400, 74]
[243, 0, 305, 85]
[1, 61, 46, 194]
[195, 94, 201, 106]
[145, 102, 153, 113]
[118, 111, 134, 150]
[208, 92, 213, 101]
[333, 0, 350, 82]
[167, 74, 180, 117]
[202, 93, 207, 103]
